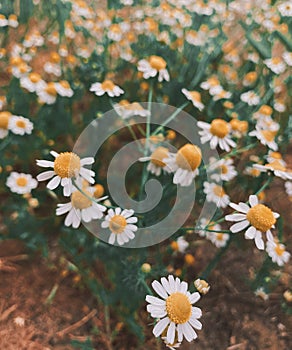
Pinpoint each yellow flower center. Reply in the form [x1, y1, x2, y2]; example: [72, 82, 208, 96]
[0, 111, 11, 129]
[166, 292, 192, 324]
[271, 57, 281, 64]
[246, 204, 276, 232]
[216, 233, 224, 241]
[269, 152, 282, 160]
[150, 147, 169, 167]
[53, 152, 81, 178]
[189, 91, 202, 102]
[259, 105, 272, 116]
[213, 185, 225, 197]
[266, 160, 286, 172]
[101, 80, 115, 91]
[245, 71, 257, 83]
[176, 144, 202, 171]
[260, 130, 277, 142]
[274, 244, 285, 257]
[109, 215, 127, 234]
[29, 72, 41, 83]
[45, 82, 57, 96]
[16, 120, 26, 128]
[210, 119, 229, 138]
[71, 190, 92, 209]
[230, 119, 248, 133]
[50, 52, 60, 63]
[16, 177, 28, 187]
[149, 55, 167, 70]
[93, 184, 104, 198]
[19, 63, 28, 74]
[60, 80, 70, 89]
[220, 165, 228, 174]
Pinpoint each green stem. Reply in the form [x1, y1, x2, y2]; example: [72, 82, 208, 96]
[141, 279, 153, 295]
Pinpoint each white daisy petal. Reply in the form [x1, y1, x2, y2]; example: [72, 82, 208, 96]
[230, 220, 250, 233]
[153, 317, 170, 337]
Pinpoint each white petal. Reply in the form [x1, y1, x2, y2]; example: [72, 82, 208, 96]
[245, 226, 256, 239]
[167, 322, 176, 345]
[189, 292, 200, 304]
[37, 170, 55, 181]
[255, 232, 264, 250]
[47, 176, 61, 190]
[153, 317, 170, 337]
[225, 213, 247, 222]
[249, 195, 258, 207]
[80, 157, 94, 165]
[152, 280, 168, 299]
[230, 220, 250, 233]
[189, 316, 202, 330]
[146, 295, 166, 306]
[108, 233, 116, 245]
[229, 202, 248, 213]
[182, 322, 197, 342]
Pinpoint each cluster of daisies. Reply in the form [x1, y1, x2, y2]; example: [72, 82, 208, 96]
[36, 150, 138, 246]
[0, 111, 33, 139]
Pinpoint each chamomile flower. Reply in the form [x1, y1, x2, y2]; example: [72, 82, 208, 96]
[255, 287, 269, 301]
[278, 1, 292, 17]
[249, 126, 278, 151]
[146, 275, 202, 344]
[198, 119, 236, 152]
[194, 279, 210, 295]
[264, 57, 286, 74]
[164, 144, 202, 187]
[266, 231, 290, 266]
[137, 55, 170, 82]
[90, 80, 124, 97]
[139, 146, 172, 176]
[36, 151, 95, 196]
[181, 89, 204, 111]
[101, 208, 138, 246]
[55, 80, 74, 97]
[203, 182, 230, 208]
[208, 231, 229, 248]
[114, 100, 150, 119]
[171, 236, 189, 253]
[266, 151, 287, 167]
[6, 172, 37, 194]
[0, 111, 11, 139]
[240, 90, 260, 106]
[253, 161, 292, 180]
[20, 72, 46, 93]
[225, 195, 279, 250]
[8, 115, 33, 135]
[56, 188, 106, 228]
[37, 82, 57, 104]
[209, 157, 237, 182]
[195, 218, 221, 239]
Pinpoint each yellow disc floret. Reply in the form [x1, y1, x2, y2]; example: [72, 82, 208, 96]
[176, 144, 202, 171]
[166, 292, 192, 324]
[246, 204, 276, 232]
[149, 55, 167, 70]
[109, 215, 127, 234]
[71, 190, 92, 209]
[16, 177, 28, 187]
[54, 152, 81, 178]
[210, 119, 229, 138]
[150, 147, 169, 167]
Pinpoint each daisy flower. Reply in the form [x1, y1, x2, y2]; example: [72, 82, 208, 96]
[139, 146, 172, 176]
[114, 100, 150, 119]
[209, 157, 237, 182]
[20, 72, 46, 93]
[6, 172, 37, 194]
[266, 231, 290, 266]
[198, 119, 236, 152]
[200, 76, 221, 94]
[225, 195, 279, 250]
[264, 57, 286, 74]
[36, 151, 95, 196]
[194, 279, 210, 295]
[181, 89, 204, 111]
[137, 55, 170, 82]
[203, 182, 230, 208]
[55, 80, 74, 97]
[164, 144, 202, 187]
[266, 151, 287, 167]
[56, 188, 106, 228]
[90, 80, 124, 97]
[254, 287, 269, 301]
[171, 236, 189, 253]
[278, 1, 292, 17]
[208, 231, 229, 248]
[195, 218, 221, 239]
[249, 126, 278, 151]
[253, 161, 292, 180]
[0, 111, 11, 139]
[37, 82, 57, 105]
[101, 208, 138, 246]
[8, 115, 33, 135]
[240, 90, 260, 106]
[146, 275, 202, 344]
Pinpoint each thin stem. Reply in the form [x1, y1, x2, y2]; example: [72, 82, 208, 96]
[140, 278, 153, 295]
